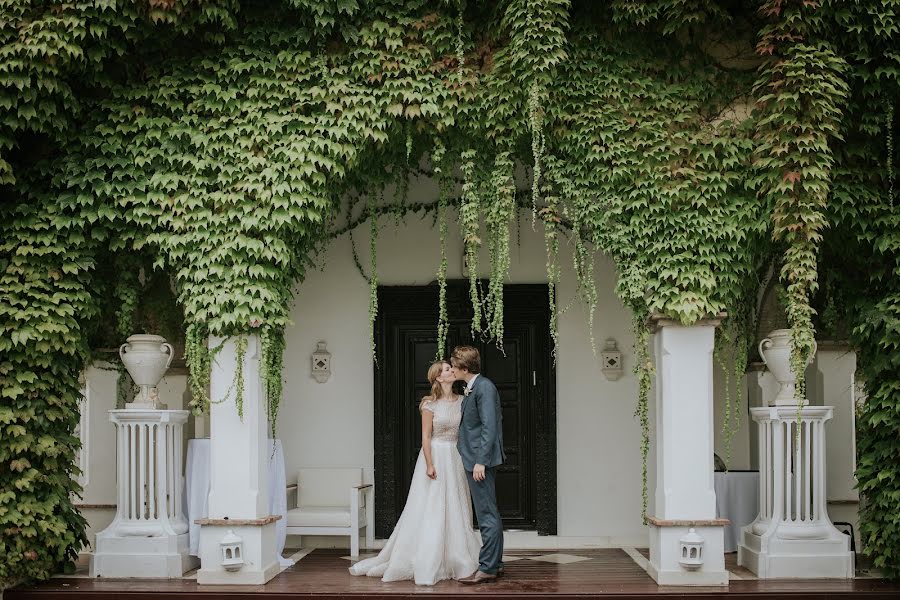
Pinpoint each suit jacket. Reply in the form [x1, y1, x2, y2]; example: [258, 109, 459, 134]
[457, 375, 505, 471]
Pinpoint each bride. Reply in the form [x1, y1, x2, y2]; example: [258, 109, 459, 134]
[349, 360, 480, 585]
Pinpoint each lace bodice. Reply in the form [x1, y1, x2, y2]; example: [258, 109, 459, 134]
[422, 396, 462, 443]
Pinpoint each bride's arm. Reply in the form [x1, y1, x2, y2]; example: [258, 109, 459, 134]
[421, 405, 437, 479]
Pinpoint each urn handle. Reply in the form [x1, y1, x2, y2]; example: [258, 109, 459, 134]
[119, 342, 129, 362]
[758, 338, 772, 367]
[161, 342, 174, 370]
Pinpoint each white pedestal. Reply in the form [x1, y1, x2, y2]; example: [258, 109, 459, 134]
[196, 518, 280, 584]
[738, 406, 854, 578]
[90, 410, 197, 578]
[91, 530, 196, 578]
[649, 522, 727, 585]
[196, 334, 281, 585]
[647, 316, 729, 586]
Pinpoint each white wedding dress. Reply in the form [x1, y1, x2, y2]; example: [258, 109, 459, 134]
[349, 396, 480, 585]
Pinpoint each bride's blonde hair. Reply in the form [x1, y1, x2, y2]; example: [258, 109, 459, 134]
[420, 360, 450, 412]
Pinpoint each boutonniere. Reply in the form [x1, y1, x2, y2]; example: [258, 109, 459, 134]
[464, 387, 471, 397]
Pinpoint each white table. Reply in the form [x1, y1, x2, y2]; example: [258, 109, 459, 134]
[714, 471, 759, 553]
[184, 438, 292, 567]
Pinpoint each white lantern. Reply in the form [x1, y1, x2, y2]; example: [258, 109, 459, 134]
[600, 338, 623, 381]
[311, 341, 332, 383]
[220, 530, 244, 572]
[679, 528, 705, 570]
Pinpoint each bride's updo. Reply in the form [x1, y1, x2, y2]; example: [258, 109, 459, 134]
[420, 360, 450, 411]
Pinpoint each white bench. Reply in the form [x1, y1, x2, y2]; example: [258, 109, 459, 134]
[285, 467, 374, 557]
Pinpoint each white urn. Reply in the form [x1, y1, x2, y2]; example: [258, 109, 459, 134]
[119, 334, 174, 409]
[758, 328, 817, 406]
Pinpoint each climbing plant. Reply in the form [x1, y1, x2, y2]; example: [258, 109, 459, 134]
[3, 0, 900, 585]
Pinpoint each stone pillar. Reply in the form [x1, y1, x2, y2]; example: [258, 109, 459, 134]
[196, 334, 280, 585]
[738, 336, 854, 578]
[90, 410, 196, 577]
[647, 315, 728, 586]
[738, 406, 853, 578]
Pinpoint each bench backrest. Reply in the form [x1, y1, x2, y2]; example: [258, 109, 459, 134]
[297, 467, 363, 507]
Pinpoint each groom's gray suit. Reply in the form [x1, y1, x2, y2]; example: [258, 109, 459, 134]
[457, 374, 505, 575]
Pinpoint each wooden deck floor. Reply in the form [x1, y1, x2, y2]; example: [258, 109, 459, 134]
[8, 549, 900, 599]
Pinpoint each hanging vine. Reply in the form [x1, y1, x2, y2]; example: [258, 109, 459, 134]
[570, 185, 599, 355]
[485, 152, 515, 347]
[432, 141, 451, 360]
[541, 164, 561, 356]
[368, 192, 379, 361]
[460, 149, 483, 333]
[233, 334, 248, 420]
[714, 323, 749, 469]
[261, 326, 286, 441]
[888, 101, 895, 208]
[185, 323, 214, 415]
[529, 84, 545, 228]
[633, 317, 653, 523]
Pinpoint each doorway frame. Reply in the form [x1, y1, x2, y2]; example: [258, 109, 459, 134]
[373, 282, 558, 537]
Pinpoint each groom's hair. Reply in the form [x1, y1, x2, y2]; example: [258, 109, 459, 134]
[451, 346, 481, 374]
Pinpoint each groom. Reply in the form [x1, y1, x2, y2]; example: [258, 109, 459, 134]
[451, 345, 505, 584]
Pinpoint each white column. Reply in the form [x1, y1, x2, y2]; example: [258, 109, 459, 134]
[738, 406, 854, 578]
[647, 316, 728, 586]
[90, 410, 196, 577]
[196, 334, 280, 585]
[207, 336, 269, 518]
[738, 336, 854, 578]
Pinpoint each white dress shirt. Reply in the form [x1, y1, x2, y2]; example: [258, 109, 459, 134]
[465, 373, 479, 395]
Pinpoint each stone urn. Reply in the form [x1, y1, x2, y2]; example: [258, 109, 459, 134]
[758, 328, 817, 406]
[119, 334, 174, 409]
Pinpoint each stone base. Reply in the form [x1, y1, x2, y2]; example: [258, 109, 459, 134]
[739, 527, 854, 578]
[90, 530, 196, 578]
[649, 524, 728, 586]
[197, 520, 280, 585]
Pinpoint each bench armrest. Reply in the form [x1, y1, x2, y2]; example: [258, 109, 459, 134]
[286, 484, 298, 508]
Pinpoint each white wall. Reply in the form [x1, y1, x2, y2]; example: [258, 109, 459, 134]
[280, 183, 648, 544]
[78, 365, 118, 549]
[712, 363, 752, 471]
[809, 347, 859, 502]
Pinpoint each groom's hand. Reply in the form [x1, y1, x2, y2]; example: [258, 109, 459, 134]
[473, 464, 486, 482]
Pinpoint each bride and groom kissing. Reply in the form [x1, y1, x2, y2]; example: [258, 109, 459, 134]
[349, 345, 506, 586]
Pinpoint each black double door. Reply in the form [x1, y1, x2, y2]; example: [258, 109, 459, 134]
[374, 282, 557, 538]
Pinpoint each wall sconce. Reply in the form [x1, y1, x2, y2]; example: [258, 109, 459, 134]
[601, 338, 623, 381]
[220, 530, 244, 572]
[678, 528, 705, 570]
[311, 341, 332, 383]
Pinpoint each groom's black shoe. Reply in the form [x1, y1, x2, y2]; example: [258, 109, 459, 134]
[497, 567, 505, 577]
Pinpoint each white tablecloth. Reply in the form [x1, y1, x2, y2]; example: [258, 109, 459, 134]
[185, 438, 292, 567]
[715, 471, 759, 553]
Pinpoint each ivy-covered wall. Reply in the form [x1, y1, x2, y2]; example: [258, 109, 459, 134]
[2, 0, 898, 584]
